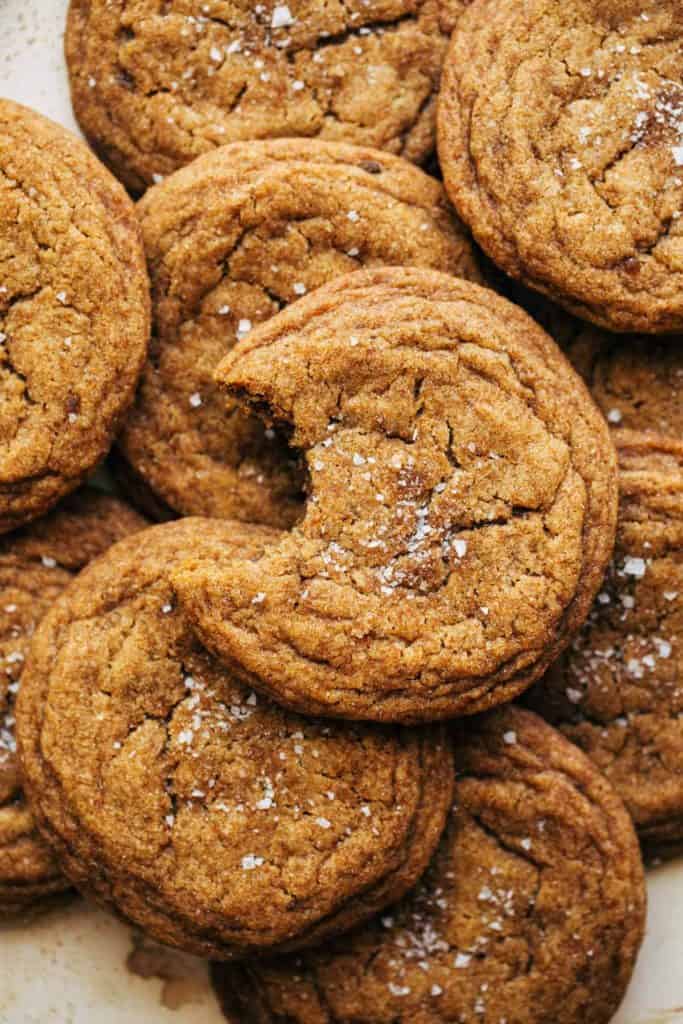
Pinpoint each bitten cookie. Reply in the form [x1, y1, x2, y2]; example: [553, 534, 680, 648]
[118, 139, 479, 527]
[0, 99, 150, 533]
[0, 491, 145, 915]
[527, 431, 683, 843]
[439, 0, 683, 333]
[65, 1, 470, 193]
[213, 707, 646, 1024]
[172, 267, 617, 723]
[16, 519, 453, 958]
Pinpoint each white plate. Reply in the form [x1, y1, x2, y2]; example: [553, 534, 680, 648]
[0, 3, 682, 1022]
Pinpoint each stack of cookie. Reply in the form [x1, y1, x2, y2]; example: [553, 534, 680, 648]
[3, 1, 683, 1021]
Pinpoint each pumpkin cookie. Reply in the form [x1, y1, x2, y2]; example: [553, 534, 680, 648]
[527, 432, 683, 843]
[119, 139, 478, 527]
[172, 267, 617, 723]
[439, 0, 683, 333]
[16, 519, 453, 958]
[0, 490, 145, 915]
[65, 0, 471, 193]
[492, 281, 683, 438]
[213, 707, 646, 1024]
[0, 99, 150, 533]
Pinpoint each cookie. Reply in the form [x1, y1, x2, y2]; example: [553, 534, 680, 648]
[527, 431, 683, 844]
[171, 267, 617, 723]
[438, 0, 683, 333]
[488, 278, 683, 439]
[0, 99, 150, 533]
[213, 707, 646, 1024]
[0, 490, 145, 915]
[65, 1, 471, 194]
[564, 330, 683, 439]
[16, 518, 453, 958]
[118, 140, 479, 527]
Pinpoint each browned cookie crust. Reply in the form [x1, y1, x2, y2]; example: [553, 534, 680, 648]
[527, 432, 683, 843]
[65, 1, 470, 193]
[564, 330, 683, 439]
[118, 139, 478, 527]
[0, 99, 150, 533]
[439, 0, 683, 334]
[172, 267, 617, 723]
[16, 519, 453, 959]
[489, 280, 683, 439]
[0, 490, 145, 915]
[213, 707, 646, 1024]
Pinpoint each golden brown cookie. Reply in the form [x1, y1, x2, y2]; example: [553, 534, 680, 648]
[16, 518, 453, 958]
[438, 0, 683, 333]
[118, 139, 478, 527]
[0, 99, 150, 533]
[527, 431, 683, 844]
[0, 490, 145, 915]
[487, 278, 683, 438]
[213, 707, 646, 1024]
[172, 267, 617, 723]
[65, 1, 471, 193]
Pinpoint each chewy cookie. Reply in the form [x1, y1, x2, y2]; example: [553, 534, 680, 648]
[172, 267, 617, 723]
[565, 330, 683, 439]
[16, 519, 453, 958]
[439, 0, 683, 333]
[0, 99, 150, 533]
[213, 707, 646, 1024]
[119, 139, 478, 527]
[527, 431, 683, 843]
[0, 490, 145, 915]
[65, 1, 469, 193]
[491, 279, 683, 439]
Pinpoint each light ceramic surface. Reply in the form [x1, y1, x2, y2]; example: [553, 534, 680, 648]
[0, 2, 682, 1022]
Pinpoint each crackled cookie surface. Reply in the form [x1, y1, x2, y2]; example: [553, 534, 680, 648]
[213, 707, 646, 1024]
[0, 99, 149, 532]
[172, 267, 617, 722]
[119, 139, 478, 527]
[0, 491, 145, 915]
[528, 432, 683, 843]
[439, 0, 683, 333]
[16, 519, 453, 958]
[66, 0, 470, 193]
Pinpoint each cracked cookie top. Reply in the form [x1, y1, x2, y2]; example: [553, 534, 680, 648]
[0, 490, 145, 915]
[213, 707, 645, 1024]
[439, 0, 683, 333]
[172, 267, 617, 723]
[65, 0, 469, 193]
[0, 99, 150, 532]
[527, 431, 683, 843]
[16, 518, 453, 958]
[119, 139, 478, 528]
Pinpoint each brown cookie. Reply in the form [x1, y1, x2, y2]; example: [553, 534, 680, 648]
[438, 0, 683, 333]
[213, 707, 646, 1024]
[0, 99, 150, 533]
[527, 431, 683, 844]
[487, 278, 683, 439]
[65, 1, 471, 193]
[118, 139, 479, 527]
[16, 518, 453, 958]
[171, 267, 617, 723]
[0, 490, 145, 915]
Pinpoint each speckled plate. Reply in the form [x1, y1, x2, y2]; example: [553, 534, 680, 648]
[0, 3, 683, 1022]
